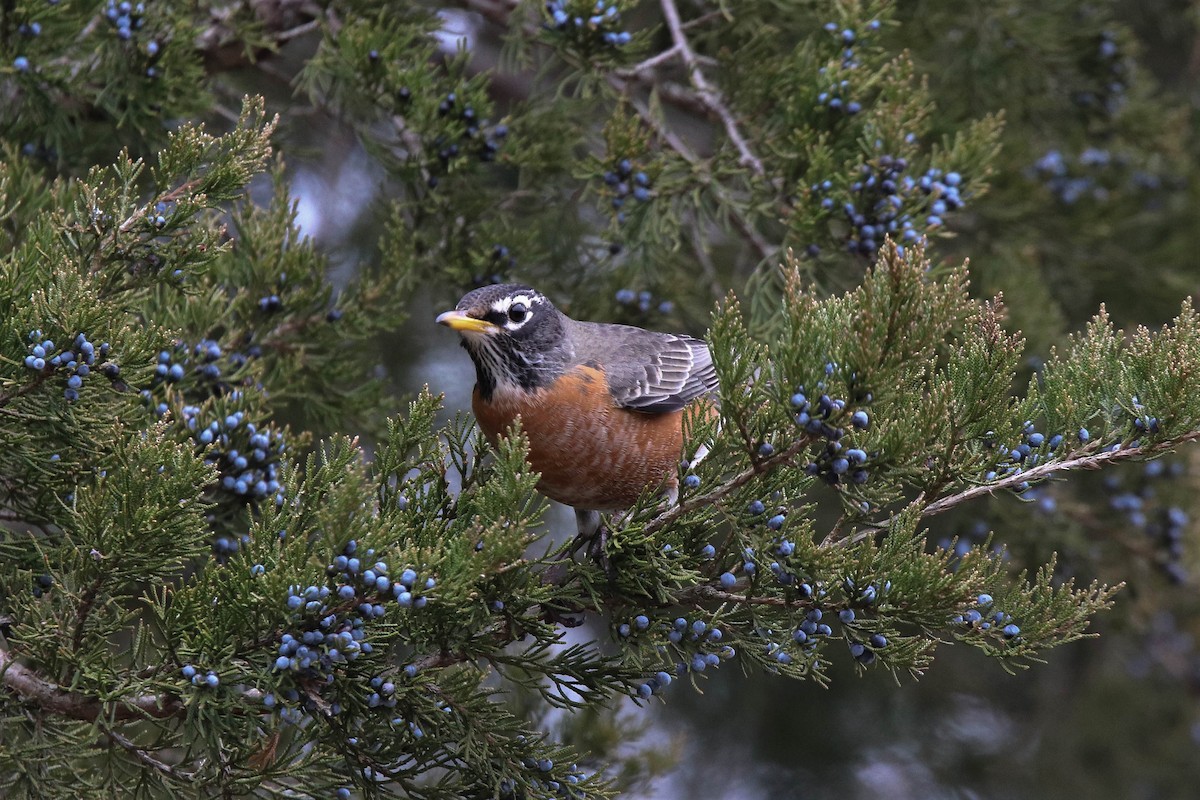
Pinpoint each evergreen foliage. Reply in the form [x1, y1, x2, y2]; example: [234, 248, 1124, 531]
[1, 0, 1198, 796]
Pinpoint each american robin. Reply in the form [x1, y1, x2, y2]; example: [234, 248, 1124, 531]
[436, 284, 719, 541]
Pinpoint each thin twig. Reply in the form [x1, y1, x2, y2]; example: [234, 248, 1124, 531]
[105, 729, 193, 781]
[616, 44, 682, 76]
[681, 9, 726, 31]
[674, 583, 813, 608]
[659, 0, 764, 175]
[614, 44, 717, 78]
[275, 20, 321, 43]
[837, 433, 1200, 548]
[919, 433, 1200, 518]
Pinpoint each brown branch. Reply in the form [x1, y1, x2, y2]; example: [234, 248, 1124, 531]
[838, 432, 1200, 546]
[0, 648, 184, 722]
[617, 44, 682, 76]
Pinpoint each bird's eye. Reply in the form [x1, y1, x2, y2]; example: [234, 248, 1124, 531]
[508, 303, 528, 323]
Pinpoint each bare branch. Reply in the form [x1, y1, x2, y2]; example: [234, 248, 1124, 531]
[660, 0, 764, 176]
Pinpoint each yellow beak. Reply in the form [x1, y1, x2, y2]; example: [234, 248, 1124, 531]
[436, 310, 498, 334]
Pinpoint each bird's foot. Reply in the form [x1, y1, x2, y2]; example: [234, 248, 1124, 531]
[570, 509, 615, 580]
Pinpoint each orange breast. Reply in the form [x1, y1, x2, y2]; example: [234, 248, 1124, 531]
[472, 366, 694, 510]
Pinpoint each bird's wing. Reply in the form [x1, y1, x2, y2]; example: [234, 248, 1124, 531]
[571, 321, 719, 413]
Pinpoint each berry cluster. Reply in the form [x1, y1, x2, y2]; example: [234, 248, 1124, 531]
[616, 613, 734, 696]
[950, 593, 1021, 641]
[1104, 459, 1190, 584]
[728, 602, 839, 672]
[822, 18, 882, 70]
[267, 542, 434, 722]
[603, 158, 653, 222]
[18, 21, 42, 37]
[1030, 148, 1167, 206]
[1073, 29, 1128, 118]
[720, 547, 856, 667]
[179, 402, 287, 504]
[613, 287, 673, 316]
[423, 92, 508, 188]
[212, 532, 249, 562]
[103, 1, 146, 41]
[544, 1, 632, 49]
[180, 664, 221, 689]
[838, 577, 892, 664]
[141, 342, 289, 514]
[784, 607, 835, 664]
[145, 339, 254, 404]
[31, 573, 53, 598]
[23, 330, 112, 402]
[810, 159, 967, 257]
[812, 19, 882, 116]
[498, 759, 591, 798]
[1127, 396, 1161, 442]
[814, 78, 861, 116]
[790, 369, 872, 486]
[148, 200, 172, 227]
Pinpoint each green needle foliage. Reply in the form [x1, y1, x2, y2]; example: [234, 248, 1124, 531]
[1, 0, 1199, 797]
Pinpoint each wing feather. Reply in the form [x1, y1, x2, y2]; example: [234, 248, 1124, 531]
[610, 334, 718, 413]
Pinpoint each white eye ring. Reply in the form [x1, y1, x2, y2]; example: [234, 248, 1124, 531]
[490, 294, 536, 328]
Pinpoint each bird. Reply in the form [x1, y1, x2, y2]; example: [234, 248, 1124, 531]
[436, 283, 719, 549]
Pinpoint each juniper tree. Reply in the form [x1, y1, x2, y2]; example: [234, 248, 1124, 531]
[1, 1, 1198, 797]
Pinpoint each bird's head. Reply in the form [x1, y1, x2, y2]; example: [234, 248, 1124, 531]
[437, 284, 570, 397]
